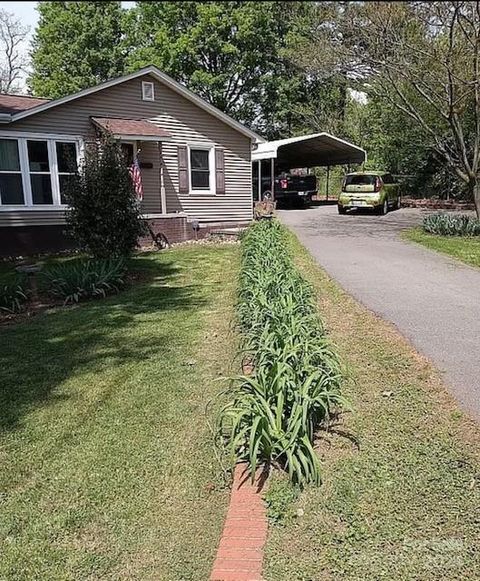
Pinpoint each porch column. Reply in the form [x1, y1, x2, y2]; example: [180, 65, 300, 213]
[158, 142, 167, 214]
[270, 157, 275, 201]
[257, 159, 261, 201]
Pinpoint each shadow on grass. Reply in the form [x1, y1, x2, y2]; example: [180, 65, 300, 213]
[0, 255, 208, 432]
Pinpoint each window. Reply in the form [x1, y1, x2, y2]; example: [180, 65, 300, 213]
[190, 148, 211, 191]
[0, 139, 24, 205]
[0, 135, 80, 208]
[28, 140, 53, 204]
[142, 81, 154, 101]
[344, 174, 377, 186]
[56, 142, 78, 204]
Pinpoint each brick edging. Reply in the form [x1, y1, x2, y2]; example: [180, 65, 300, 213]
[210, 463, 269, 581]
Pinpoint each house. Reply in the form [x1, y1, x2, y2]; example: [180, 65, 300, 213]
[0, 65, 263, 256]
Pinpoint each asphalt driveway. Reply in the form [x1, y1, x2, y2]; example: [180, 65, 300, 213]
[279, 205, 480, 420]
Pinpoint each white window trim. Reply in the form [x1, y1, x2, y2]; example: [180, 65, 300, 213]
[187, 143, 216, 195]
[0, 138, 23, 205]
[0, 132, 82, 211]
[142, 81, 154, 101]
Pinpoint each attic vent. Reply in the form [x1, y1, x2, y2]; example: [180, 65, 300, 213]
[142, 81, 154, 101]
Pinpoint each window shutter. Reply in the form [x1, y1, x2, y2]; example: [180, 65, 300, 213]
[215, 148, 225, 195]
[178, 145, 189, 194]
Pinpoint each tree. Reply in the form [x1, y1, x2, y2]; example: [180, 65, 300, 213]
[123, 1, 324, 138]
[299, 2, 480, 215]
[65, 134, 145, 258]
[29, 1, 125, 99]
[0, 9, 29, 93]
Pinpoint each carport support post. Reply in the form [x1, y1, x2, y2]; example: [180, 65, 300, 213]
[326, 165, 330, 201]
[270, 157, 275, 201]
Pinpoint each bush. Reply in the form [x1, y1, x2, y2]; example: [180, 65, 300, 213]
[42, 258, 127, 304]
[0, 278, 27, 314]
[217, 220, 346, 486]
[422, 213, 480, 236]
[64, 133, 146, 258]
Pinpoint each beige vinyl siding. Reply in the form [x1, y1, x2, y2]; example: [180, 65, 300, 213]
[0, 209, 66, 227]
[5, 74, 253, 226]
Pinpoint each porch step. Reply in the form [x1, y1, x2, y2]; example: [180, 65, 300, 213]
[208, 228, 246, 240]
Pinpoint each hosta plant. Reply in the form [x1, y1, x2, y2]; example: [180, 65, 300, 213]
[42, 258, 127, 304]
[423, 213, 480, 236]
[0, 279, 28, 314]
[218, 220, 346, 486]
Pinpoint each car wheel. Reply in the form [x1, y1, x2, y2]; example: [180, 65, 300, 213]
[380, 199, 388, 215]
[338, 204, 347, 215]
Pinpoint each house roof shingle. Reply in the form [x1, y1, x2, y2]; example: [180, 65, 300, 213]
[91, 117, 172, 139]
[0, 94, 50, 114]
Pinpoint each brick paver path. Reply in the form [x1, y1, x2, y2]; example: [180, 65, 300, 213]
[210, 464, 268, 581]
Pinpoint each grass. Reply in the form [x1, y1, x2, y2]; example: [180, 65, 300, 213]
[404, 228, 480, 268]
[263, 231, 480, 580]
[0, 243, 239, 580]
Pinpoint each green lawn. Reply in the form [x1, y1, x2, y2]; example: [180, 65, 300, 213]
[264, 232, 480, 580]
[404, 228, 480, 268]
[0, 244, 239, 580]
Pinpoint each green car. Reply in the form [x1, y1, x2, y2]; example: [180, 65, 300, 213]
[338, 171, 401, 215]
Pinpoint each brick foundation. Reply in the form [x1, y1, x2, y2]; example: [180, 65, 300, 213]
[0, 216, 250, 258]
[0, 225, 75, 258]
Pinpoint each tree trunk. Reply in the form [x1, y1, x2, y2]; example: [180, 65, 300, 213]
[472, 178, 480, 218]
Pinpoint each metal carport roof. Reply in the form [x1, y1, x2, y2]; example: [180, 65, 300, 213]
[252, 132, 366, 168]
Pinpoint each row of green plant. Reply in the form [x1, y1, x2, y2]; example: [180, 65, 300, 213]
[0, 278, 28, 314]
[217, 220, 346, 486]
[0, 258, 126, 314]
[423, 213, 480, 237]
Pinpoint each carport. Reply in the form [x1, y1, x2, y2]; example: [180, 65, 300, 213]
[252, 132, 366, 201]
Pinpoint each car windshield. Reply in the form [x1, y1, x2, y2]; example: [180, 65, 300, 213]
[345, 175, 377, 186]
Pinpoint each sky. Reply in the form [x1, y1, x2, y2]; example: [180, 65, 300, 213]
[0, 1, 135, 33]
[0, 2, 40, 34]
[0, 1, 135, 90]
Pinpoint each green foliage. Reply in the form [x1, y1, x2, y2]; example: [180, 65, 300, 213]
[351, 92, 467, 199]
[65, 133, 145, 259]
[29, 1, 125, 98]
[0, 278, 27, 313]
[218, 220, 345, 486]
[422, 214, 480, 237]
[28, 1, 350, 139]
[124, 1, 331, 138]
[42, 258, 126, 304]
[265, 476, 300, 524]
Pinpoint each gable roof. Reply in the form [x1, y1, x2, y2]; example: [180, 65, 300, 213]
[0, 94, 50, 114]
[6, 66, 264, 143]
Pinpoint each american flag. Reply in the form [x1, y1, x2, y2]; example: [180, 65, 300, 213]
[129, 156, 144, 201]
